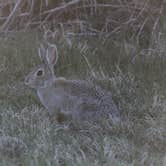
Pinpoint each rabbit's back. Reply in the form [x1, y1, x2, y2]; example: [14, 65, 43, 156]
[55, 79, 107, 100]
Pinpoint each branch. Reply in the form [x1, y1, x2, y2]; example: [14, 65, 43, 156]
[43, 0, 81, 15]
[0, 0, 22, 32]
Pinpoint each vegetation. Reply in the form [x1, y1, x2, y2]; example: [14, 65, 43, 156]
[0, 0, 166, 165]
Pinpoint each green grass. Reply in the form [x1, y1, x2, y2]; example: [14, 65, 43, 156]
[0, 30, 166, 166]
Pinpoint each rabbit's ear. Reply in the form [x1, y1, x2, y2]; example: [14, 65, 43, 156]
[38, 43, 47, 63]
[46, 43, 58, 71]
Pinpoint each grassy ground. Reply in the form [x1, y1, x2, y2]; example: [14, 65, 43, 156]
[0, 29, 165, 166]
[0, 1, 165, 165]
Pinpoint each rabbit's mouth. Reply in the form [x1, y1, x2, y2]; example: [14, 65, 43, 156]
[24, 76, 30, 86]
[24, 76, 50, 89]
[25, 80, 43, 89]
[24, 80, 36, 88]
[24, 77, 38, 89]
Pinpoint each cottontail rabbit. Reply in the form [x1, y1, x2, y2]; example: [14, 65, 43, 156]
[24, 43, 120, 122]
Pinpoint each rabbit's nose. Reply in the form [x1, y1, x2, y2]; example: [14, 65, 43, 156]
[24, 77, 29, 85]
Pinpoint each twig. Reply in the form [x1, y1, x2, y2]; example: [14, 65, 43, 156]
[43, 0, 81, 15]
[0, 0, 22, 32]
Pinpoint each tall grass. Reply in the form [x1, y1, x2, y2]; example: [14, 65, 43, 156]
[0, 0, 165, 165]
[0, 29, 165, 165]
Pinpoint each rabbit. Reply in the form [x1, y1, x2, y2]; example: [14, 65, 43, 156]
[24, 43, 120, 122]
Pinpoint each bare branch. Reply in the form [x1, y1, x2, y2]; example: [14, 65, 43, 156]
[0, 0, 22, 32]
[43, 0, 81, 15]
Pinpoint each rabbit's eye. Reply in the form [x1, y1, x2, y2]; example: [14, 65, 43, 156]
[36, 70, 44, 76]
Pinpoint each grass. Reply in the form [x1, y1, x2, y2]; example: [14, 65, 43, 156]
[0, 0, 166, 165]
[0, 30, 165, 165]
